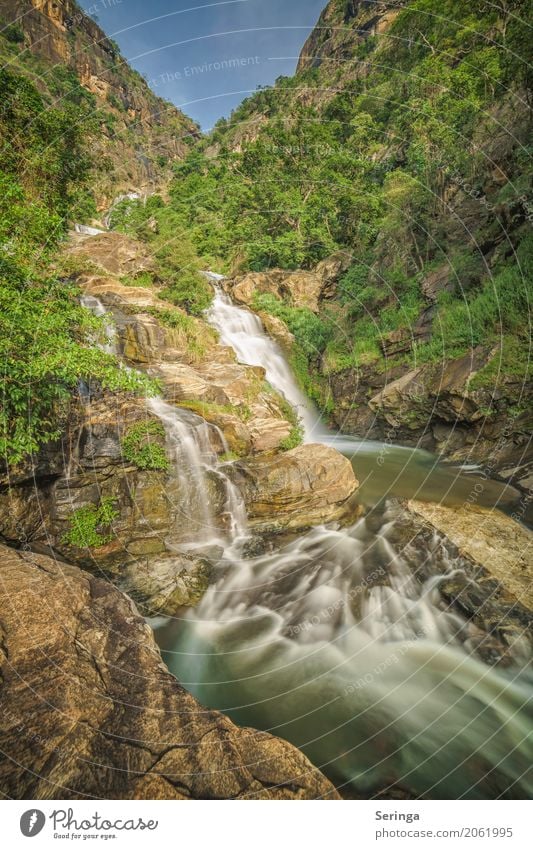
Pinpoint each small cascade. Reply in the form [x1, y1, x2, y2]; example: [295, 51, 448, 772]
[80, 295, 247, 550]
[80, 295, 118, 355]
[147, 397, 247, 547]
[206, 287, 322, 439]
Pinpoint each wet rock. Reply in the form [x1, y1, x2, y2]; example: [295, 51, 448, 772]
[391, 500, 533, 663]
[407, 500, 533, 612]
[0, 544, 339, 799]
[120, 553, 212, 615]
[227, 444, 360, 532]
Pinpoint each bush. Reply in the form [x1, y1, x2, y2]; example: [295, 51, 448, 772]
[62, 498, 118, 548]
[122, 420, 169, 471]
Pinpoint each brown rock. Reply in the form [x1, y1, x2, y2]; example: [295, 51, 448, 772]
[69, 232, 154, 278]
[0, 544, 339, 799]
[228, 444, 360, 531]
[229, 252, 351, 314]
[407, 501, 533, 612]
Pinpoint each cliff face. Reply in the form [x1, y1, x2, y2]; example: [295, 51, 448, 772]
[0, 0, 200, 208]
[296, 0, 404, 73]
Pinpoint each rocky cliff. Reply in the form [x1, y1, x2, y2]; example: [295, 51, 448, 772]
[0, 0, 199, 208]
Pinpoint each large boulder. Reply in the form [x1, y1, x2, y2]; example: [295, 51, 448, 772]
[0, 544, 339, 800]
[227, 444, 359, 532]
[229, 251, 351, 314]
[407, 501, 533, 613]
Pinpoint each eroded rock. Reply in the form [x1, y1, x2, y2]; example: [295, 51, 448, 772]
[0, 544, 339, 799]
[227, 444, 360, 531]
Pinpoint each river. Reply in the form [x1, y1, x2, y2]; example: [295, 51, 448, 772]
[153, 285, 533, 799]
[83, 284, 533, 798]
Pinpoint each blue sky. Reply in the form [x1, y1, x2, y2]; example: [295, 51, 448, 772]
[79, 0, 326, 129]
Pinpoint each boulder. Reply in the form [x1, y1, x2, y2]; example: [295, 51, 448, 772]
[229, 252, 351, 314]
[407, 500, 533, 612]
[120, 553, 212, 615]
[227, 444, 360, 531]
[0, 544, 339, 799]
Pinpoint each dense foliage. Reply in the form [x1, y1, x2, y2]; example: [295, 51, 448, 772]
[162, 0, 532, 403]
[121, 420, 169, 471]
[62, 497, 118, 548]
[0, 68, 151, 465]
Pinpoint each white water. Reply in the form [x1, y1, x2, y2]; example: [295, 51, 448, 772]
[80, 295, 247, 548]
[156, 286, 533, 799]
[82, 289, 533, 798]
[147, 397, 247, 547]
[207, 287, 321, 439]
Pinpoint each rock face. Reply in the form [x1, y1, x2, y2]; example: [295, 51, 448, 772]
[407, 501, 533, 613]
[0, 544, 339, 799]
[227, 444, 360, 532]
[385, 500, 533, 664]
[329, 346, 533, 509]
[297, 1, 403, 73]
[228, 251, 352, 313]
[1, 0, 199, 207]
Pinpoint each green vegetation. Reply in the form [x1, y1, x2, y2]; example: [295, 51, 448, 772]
[62, 498, 118, 548]
[0, 68, 153, 465]
[122, 420, 169, 471]
[275, 392, 304, 451]
[145, 306, 216, 362]
[109, 199, 213, 315]
[155, 0, 531, 407]
[178, 399, 252, 422]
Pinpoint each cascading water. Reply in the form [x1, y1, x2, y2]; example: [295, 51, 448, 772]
[80, 295, 246, 549]
[81, 288, 532, 798]
[207, 287, 320, 438]
[156, 285, 533, 799]
[147, 397, 247, 547]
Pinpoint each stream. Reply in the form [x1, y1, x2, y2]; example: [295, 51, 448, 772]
[84, 285, 533, 798]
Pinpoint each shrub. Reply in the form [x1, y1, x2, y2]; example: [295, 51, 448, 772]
[62, 498, 118, 548]
[122, 420, 169, 471]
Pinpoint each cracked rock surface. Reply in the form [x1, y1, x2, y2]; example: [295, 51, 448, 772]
[0, 544, 338, 800]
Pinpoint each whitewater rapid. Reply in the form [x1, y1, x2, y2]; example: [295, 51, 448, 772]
[82, 287, 533, 799]
[156, 286, 533, 800]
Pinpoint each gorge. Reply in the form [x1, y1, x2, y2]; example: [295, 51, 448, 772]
[0, 0, 532, 802]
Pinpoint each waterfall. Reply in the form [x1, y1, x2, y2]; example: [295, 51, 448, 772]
[81, 296, 247, 550]
[147, 397, 247, 547]
[154, 283, 533, 800]
[206, 287, 322, 439]
[82, 289, 533, 799]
